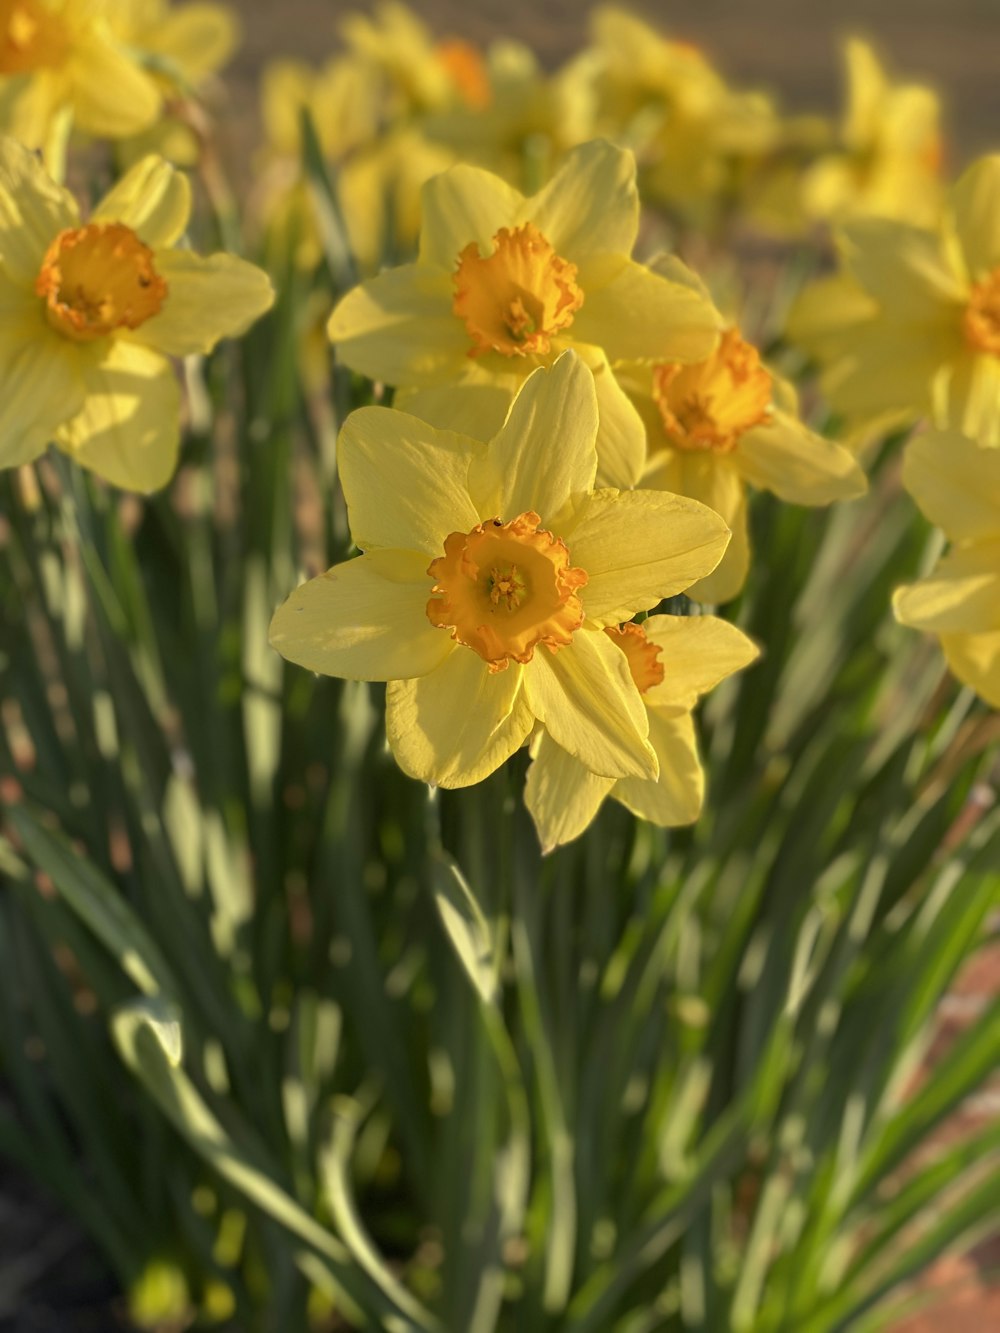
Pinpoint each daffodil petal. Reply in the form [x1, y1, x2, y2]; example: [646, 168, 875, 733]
[893, 542, 1000, 633]
[524, 732, 614, 853]
[736, 412, 868, 504]
[92, 156, 192, 249]
[418, 165, 523, 270]
[268, 550, 451, 681]
[562, 488, 731, 625]
[66, 30, 162, 138]
[0, 137, 77, 283]
[327, 264, 468, 385]
[55, 342, 180, 494]
[397, 382, 512, 441]
[643, 453, 748, 605]
[902, 429, 1000, 541]
[572, 258, 720, 364]
[591, 354, 648, 489]
[824, 318, 957, 422]
[951, 155, 1000, 281]
[947, 352, 1000, 446]
[520, 140, 638, 261]
[338, 407, 482, 555]
[0, 329, 86, 468]
[940, 629, 1000, 708]
[129, 251, 274, 358]
[613, 710, 704, 827]
[144, 4, 240, 82]
[385, 652, 532, 787]
[523, 630, 655, 780]
[841, 217, 967, 318]
[476, 352, 598, 520]
[785, 271, 878, 363]
[641, 615, 760, 714]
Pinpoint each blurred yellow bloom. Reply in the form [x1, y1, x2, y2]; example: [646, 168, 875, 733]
[269, 353, 731, 789]
[526, 614, 758, 851]
[802, 38, 944, 229]
[894, 429, 1000, 708]
[788, 156, 1000, 444]
[328, 139, 720, 488]
[0, 139, 274, 490]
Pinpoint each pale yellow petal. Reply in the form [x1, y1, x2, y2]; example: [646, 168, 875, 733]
[893, 543, 1000, 634]
[951, 155, 1000, 281]
[0, 323, 86, 468]
[902, 429, 1000, 541]
[572, 258, 720, 364]
[337, 407, 482, 555]
[562, 487, 731, 625]
[327, 265, 469, 385]
[55, 342, 180, 494]
[91, 156, 191, 248]
[784, 272, 877, 364]
[520, 140, 639, 261]
[385, 651, 533, 787]
[143, 4, 240, 82]
[0, 137, 77, 283]
[946, 352, 1000, 446]
[418, 164, 523, 270]
[645, 454, 748, 605]
[129, 250, 274, 357]
[591, 353, 648, 489]
[66, 30, 162, 138]
[522, 630, 656, 780]
[524, 732, 614, 853]
[396, 382, 512, 441]
[823, 319, 957, 422]
[613, 710, 704, 827]
[641, 615, 760, 714]
[736, 412, 868, 504]
[268, 550, 451, 681]
[841, 216, 966, 319]
[940, 629, 1000, 708]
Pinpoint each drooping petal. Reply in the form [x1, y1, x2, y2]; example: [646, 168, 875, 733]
[893, 543, 1000, 633]
[327, 264, 469, 385]
[128, 250, 274, 357]
[736, 412, 868, 504]
[418, 165, 523, 270]
[613, 710, 704, 827]
[572, 257, 720, 364]
[840, 216, 968, 318]
[641, 615, 760, 715]
[474, 352, 598, 520]
[644, 453, 748, 605]
[142, 4, 241, 81]
[524, 732, 615, 853]
[560, 488, 731, 625]
[902, 429, 1000, 541]
[951, 155, 1000, 281]
[940, 629, 1000, 708]
[520, 140, 639, 262]
[338, 407, 482, 554]
[91, 156, 192, 249]
[522, 630, 656, 780]
[0, 138, 77, 284]
[54, 342, 181, 494]
[66, 29, 162, 138]
[385, 651, 533, 787]
[268, 549, 452, 681]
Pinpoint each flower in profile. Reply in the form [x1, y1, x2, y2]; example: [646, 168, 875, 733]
[269, 353, 731, 789]
[525, 614, 758, 851]
[801, 37, 944, 228]
[328, 138, 720, 489]
[787, 155, 1000, 444]
[618, 274, 866, 602]
[893, 429, 1000, 708]
[0, 139, 274, 490]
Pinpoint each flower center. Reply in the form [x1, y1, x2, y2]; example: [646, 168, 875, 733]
[606, 623, 665, 694]
[0, 0, 66, 72]
[35, 223, 168, 343]
[426, 511, 588, 671]
[436, 38, 491, 109]
[963, 268, 1000, 357]
[452, 223, 584, 359]
[652, 328, 773, 453]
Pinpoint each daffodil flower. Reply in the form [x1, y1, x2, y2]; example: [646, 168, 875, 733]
[894, 429, 1000, 708]
[327, 138, 721, 489]
[619, 283, 866, 602]
[525, 613, 758, 851]
[0, 139, 274, 490]
[269, 353, 731, 789]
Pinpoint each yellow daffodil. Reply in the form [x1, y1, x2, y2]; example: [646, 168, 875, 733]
[801, 38, 944, 229]
[894, 429, 1000, 708]
[327, 139, 721, 489]
[787, 156, 1000, 445]
[0, 0, 164, 156]
[0, 139, 274, 490]
[525, 614, 758, 851]
[617, 267, 866, 602]
[269, 353, 731, 789]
